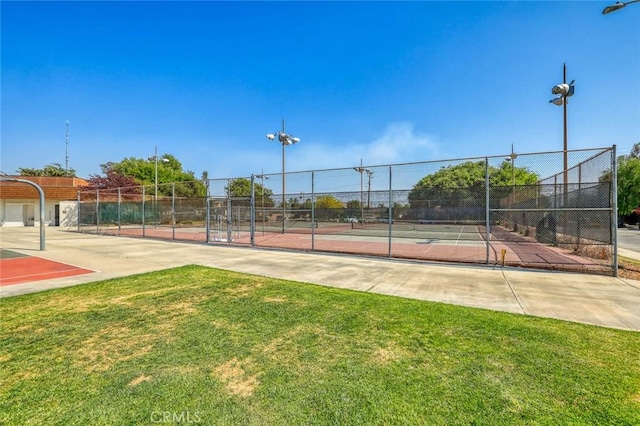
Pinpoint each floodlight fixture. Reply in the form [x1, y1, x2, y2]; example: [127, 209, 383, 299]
[603, 0, 639, 14]
[265, 119, 301, 233]
[354, 160, 371, 222]
[550, 97, 565, 106]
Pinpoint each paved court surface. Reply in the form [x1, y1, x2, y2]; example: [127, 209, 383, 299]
[0, 248, 93, 286]
[1, 226, 639, 331]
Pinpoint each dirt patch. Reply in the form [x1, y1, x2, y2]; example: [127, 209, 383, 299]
[224, 283, 262, 298]
[211, 319, 237, 329]
[263, 296, 287, 303]
[619, 260, 640, 281]
[212, 357, 260, 398]
[75, 326, 155, 372]
[111, 286, 202, 303]
[370, 342, 409, 365]
[128, 374, 153, 386]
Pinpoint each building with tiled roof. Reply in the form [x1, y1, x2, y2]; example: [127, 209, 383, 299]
[0, 176, 87, 227]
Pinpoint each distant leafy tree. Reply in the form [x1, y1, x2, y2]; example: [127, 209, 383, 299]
[17, 163, 76, 177]
[618, 157, 640, 215]
[313, 194, 344, 221]
[616, 146, 640, 216]
[346, 200, 361, 209]
[408, 160, 538, 208]
[93, 154, 206, 197]
[201, 171, 209, 194]
[226, 178, 274, 207]
[600, 143, 640, 217]
[315, 195, 343, 209]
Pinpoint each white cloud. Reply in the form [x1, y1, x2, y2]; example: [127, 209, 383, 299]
[367, 122, 438, 165]
[290, 121, 439, 172]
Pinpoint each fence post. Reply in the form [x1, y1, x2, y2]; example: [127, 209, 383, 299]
[227, 180, 232, 244]
[577, 163, 582, 249]
[172, 183, 176, 240]
[388, 166, 392, 257]
[96, 189, 100, 234]
[142, 186, 146, 237]
[612, 145, 618, 277]
[205, 193, 211, 243]
[485, 158, 491, 264]
[77, 190, 81, 233]
[553, 175, 558, 209]
[117, 187, 121, 234]
[250, 175, 256, 246]
[311, 171, 315, 251]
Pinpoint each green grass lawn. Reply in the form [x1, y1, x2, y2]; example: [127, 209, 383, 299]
[1, 265, 639, 425]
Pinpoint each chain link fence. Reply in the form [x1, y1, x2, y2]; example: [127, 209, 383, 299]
[77, 147, 618, 275]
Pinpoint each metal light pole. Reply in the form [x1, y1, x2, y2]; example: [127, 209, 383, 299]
[266, 119, 300, 234]
[148, 147, 169, 226]
[154, 146, 159, 202]
[505, 145, 518, 228]
[366, 169, 374, 210]
[354, 159, 370, 223]
[549, 63, 575, 208]
[603, 0, 639, 14]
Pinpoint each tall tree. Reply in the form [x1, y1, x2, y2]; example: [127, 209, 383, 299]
[408, 161, 539, 209]
[226, 178, 274, 207]
[89, 154, 206, 197]
[600, 143, 640, 218]
[617, 148, 640, 216]
[315, 195, 343, 209]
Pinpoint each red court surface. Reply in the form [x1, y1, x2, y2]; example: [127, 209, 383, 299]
[0, 249, 94, 286]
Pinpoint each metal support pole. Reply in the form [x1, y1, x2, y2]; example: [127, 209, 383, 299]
[142, 186, 146, 237]
[205, 194, 210, 243]
[77, 190, 81, 234]
[281, 119, 286, 234]
[96, 189, 100, 234]
[250, 175, 256, 246]
[172, 183, 176, 240]
[0, 177, 46, 250]
[311, 171, 316, 251]
[577, 163, 582, 248]
[485, 158, 491, 264]
[227, 180, 232, 244]
[367, 170, 373, 210]
[118, 187, 122, 234]
[612, 145, 618, 277]
[388, 166, 392, 257]
[563, 65, 569, 211]
[154, 146, 158, 228]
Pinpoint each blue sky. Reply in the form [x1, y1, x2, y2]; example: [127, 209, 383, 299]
[2, 1, 639, 181]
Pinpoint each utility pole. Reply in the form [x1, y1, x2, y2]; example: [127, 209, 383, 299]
[65, 120, 70, 176]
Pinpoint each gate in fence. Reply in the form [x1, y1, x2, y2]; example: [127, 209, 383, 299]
[77, 146, 618, 276]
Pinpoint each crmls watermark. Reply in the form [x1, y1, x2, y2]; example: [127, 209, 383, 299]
[150, 411, 202, 424]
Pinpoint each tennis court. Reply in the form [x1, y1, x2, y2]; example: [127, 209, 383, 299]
[82, 219, 603, 271]
[76, 147, 617, 275]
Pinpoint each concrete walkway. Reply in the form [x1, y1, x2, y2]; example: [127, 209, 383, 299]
[2, 227, 640, 331]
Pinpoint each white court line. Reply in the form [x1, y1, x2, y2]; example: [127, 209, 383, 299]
[474, 225, 488, 248]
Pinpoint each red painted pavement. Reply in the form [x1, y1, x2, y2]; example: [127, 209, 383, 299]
[0, 256, 93, 286]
